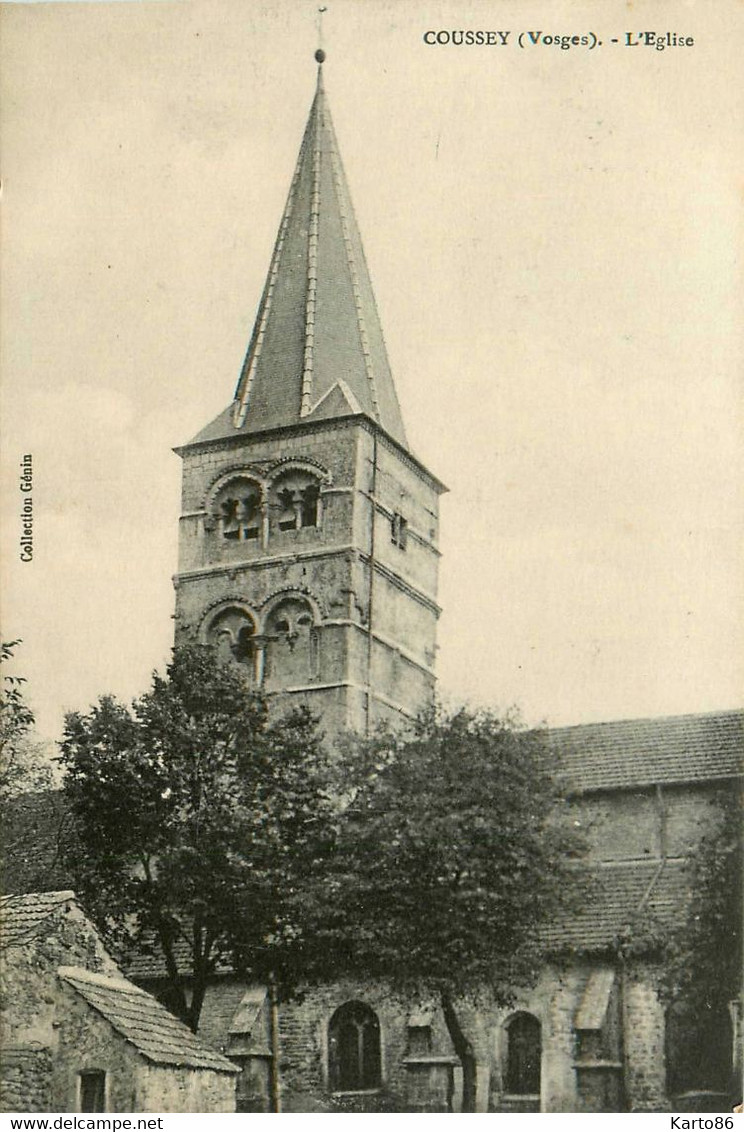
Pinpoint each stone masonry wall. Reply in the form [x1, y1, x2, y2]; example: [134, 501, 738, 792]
[181, 962, 683, 1112]
[0, 1047, 52, 1112]
[0, 899, 118, 1052]
[196, 979, 258, 1054]
[276, 979, 456, 1113]
[570, 783, 723, 864]
[179, 422, 358, 521]
[623, 963, 669, 1111]
[137, 1065, 235, 1114]
[191, 965, 658, 1113]
[175, 417, 441, 739]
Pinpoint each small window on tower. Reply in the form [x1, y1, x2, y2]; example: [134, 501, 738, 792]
[277, 488, 297, 532]
[391, 512, 408, 550]
[301, 482, 320, 528]
[221, 498, 240, 540]
[264, 598, 318, 686]
[214, 478, 262, 543]
[241, 492, 260, 540]
[269, 471, 322, 535]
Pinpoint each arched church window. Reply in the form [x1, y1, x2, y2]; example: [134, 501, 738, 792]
[504, 1013, 541, 1096]
[328, 1002, 381, 1093]
[206, 607, 257, 681]
[264, 598, 318, 688]
[213, 478, 262, 542]
[269, 471, 321, 534]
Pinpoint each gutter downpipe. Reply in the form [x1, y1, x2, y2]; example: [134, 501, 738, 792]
[269, 973, 281, 1113]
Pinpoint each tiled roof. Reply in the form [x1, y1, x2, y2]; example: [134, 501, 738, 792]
[187, 66, 409, 452]
[546, 709, 743, 793]
[125, 938, 233, 983]
[0, 890, 76, 949]
[126, 938, 191, 981]
[58, 967, 238, 1074]
[545, 859, 690, 952]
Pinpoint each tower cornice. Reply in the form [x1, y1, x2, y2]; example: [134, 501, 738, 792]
[175, 413, 448, 495]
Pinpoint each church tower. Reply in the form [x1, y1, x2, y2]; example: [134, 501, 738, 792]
[173, 57, 444, 736]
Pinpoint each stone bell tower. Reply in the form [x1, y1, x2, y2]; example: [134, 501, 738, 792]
[173, 56, 445, 737]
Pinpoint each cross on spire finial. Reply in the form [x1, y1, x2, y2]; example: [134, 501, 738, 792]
[315, 7, 327, 64]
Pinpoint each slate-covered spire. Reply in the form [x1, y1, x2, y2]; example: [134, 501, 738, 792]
[193, 57, 408, 448]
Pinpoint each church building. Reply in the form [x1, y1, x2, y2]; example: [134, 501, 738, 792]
[4, 52, 737, 1116]
[159, 53, 743, 1114]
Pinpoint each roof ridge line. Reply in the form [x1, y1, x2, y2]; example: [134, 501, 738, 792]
[1, 889, 75, 905]
[59, 965, 143, 991]
[547, 706, 744, 733]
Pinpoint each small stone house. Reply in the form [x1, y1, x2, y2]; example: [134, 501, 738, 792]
[0, 891, 238, 1112]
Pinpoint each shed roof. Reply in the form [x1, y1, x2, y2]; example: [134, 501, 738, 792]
[546, 709, 743, 793]
[574, 967, 616, 1030]
[228, 986, 266, 1036]
[545, 859, 690, 952]
[58, 967, 238, 1074]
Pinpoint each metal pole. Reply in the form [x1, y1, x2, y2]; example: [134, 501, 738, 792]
[268, 973, 281, 1113]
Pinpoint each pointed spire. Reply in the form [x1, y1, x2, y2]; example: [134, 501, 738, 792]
[192, 60, 408, 449]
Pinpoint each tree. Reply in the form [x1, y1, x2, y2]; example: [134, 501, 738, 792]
[0, 639, 52, 800]
[0, 641, 67, 897]
[660, 786, 742, 1097]
[307, 707, 584, 1112]
[59, 644, 335, 1035]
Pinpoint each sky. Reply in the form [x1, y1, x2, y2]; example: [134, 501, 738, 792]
[1, 0, 742, 743]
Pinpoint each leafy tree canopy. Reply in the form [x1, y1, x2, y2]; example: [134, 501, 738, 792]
[659, 787, 742, 1095]
[313, 708, 582, 990]
[304, 707, 584, 1110]
[59, 644, 335, 1030]
[662, 787, 741, 1009]
[0, 639, 52, 800]
[60, 661, 584, 1109]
